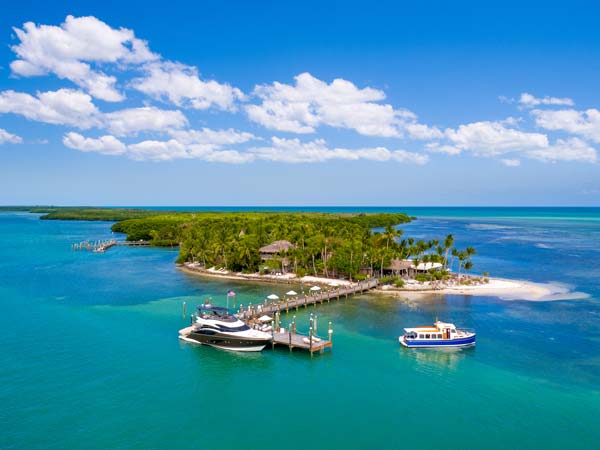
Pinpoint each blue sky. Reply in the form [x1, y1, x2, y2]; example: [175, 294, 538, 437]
[0, 0, 599, 206]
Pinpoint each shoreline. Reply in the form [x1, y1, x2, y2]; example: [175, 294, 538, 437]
[179, 264, 587, 302]
[375, 278, 589, 301]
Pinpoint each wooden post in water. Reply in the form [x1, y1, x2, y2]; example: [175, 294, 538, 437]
[328, 321, 333, 351]
[182, 301, 187, 319]
[309, 326, 314, 358]
[288, 324, 293, 352]
[271, 323, 275, 350]
[314, 315, 318, 335]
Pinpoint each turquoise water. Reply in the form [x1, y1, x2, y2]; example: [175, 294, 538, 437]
[1, 209, 599, 450]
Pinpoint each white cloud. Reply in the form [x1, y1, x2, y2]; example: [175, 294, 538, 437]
[425, 142, 462, 155]
[445, 121, 548, 156]
[168, 128, 255, 145]
[126, 139, 253, 162]
[246, 72, 439, 138]
[61, 128, 254, 163]
[10, 15, 157, 101]
[531, 108, 600, 143]
[249, 137, 429, 164]
[0, 88, 101, 128]
[0, 128, 22, 144]
[519, 93, 574, 108]
[63, 132, 126, 155]
[501, 158, 521, 167]
[526, 138, 597, 163]
[131, 62, 244, 111]
[104, 107, 188, 136]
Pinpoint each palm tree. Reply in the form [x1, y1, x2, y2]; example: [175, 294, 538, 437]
[443, 234, 454, 269]
[450, 247, 459, 272]
[456, 250, 466, 280]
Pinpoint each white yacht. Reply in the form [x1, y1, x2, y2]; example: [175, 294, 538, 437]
[399, 320, 476, 348]
[179, 305, 272, 352]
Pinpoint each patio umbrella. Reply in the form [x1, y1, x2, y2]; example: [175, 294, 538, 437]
[267, 294, 280, 300]
[286, 290, 298, 296]
[258, 315, 273, 323]
[309, 286, 321, 292]
[328, 281, 340, 287]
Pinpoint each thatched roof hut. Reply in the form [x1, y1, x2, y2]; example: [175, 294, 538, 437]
[386, 259, 414, 272]
[259, 240, 296, 255]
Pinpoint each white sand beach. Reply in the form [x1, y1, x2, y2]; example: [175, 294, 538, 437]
[377, 278, 589, 301]
[183, 263, 587, 302]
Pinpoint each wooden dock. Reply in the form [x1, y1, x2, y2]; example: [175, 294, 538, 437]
[271, 331, 331, 354]
[237, 278, 378, 320]
[73, 239, 150, 252]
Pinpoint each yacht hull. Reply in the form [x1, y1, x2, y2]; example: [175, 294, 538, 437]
[399, 334, 476, 348]
[180, 331, 270, 352]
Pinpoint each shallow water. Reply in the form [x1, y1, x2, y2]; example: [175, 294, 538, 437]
[1, 209, 599, 450]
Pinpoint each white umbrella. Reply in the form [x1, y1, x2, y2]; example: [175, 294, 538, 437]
[267, 294, 280, 300]
[309, 286, 322, 292]
[328, 281, 340, 287]
[286, 290, 298, 296]
[258, 315, 273, 323]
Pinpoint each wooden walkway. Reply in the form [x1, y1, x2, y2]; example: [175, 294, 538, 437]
[237, 279, 378, 320]
[73, 239, 150, 252]
[271, 330, 332, 355]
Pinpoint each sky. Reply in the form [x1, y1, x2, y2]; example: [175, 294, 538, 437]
[0, 0, 599, 206]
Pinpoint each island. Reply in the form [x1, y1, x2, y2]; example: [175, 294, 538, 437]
[3, 206, 583, 301]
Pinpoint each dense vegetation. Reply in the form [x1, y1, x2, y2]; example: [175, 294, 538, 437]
[2, 207, 478, 280]
[111, 211, 476, 279]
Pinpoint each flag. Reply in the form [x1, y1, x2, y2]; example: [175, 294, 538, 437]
[227, 290, 236, 297]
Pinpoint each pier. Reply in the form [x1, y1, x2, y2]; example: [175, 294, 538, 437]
[237, 278, 378, 320]
[72, 239, 150, 252]
[267, 312, 333, 356]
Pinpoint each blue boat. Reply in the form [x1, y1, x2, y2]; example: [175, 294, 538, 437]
[399, 321, 476, 348]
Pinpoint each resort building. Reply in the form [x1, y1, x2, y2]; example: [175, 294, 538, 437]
[259, 240, 296, 273]
[384, 259, 414, 278]
[384, 259, 444, 277]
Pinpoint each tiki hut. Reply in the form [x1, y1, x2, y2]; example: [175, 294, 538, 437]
[259, 240, 296, 261]
[384, 259, 415, 278]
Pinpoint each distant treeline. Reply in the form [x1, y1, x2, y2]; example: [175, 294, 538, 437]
[0, 206, 172, 220]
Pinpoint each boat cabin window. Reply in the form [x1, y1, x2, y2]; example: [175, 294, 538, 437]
[418, 334, 424, 339]
[425, 334, 431, 339]
[406, 332, 417, 339]
[437, 334, 442, 339]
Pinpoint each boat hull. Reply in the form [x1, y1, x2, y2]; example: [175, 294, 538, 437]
[180, 331, 270, 352]
[399, 334, 476, 348]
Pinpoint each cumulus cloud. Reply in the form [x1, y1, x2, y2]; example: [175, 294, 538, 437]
[249, 137, 429, 164]
[127, 139, 253, 162]
[131, 62, 244, 111]
[0, 128, 22, 144]
[63, 132, 126, 155]
[526, 138, 597, 163]
[10, 15, 157, 101]
[0, 88, 102, 128]
[61, 132, 428, 164]
[246, 72, 440, 138]
[531, 108, 600, 143]
[0, 89, 188, 136]
[518, 93, 574, 108]
[425, 142, 462, 155]
[445, 121, 548, 156]
[168, 128, 255, 145]
[104, 106, 188, 136]
[62, 128, 254, 163]
[501, 158, 521, 167]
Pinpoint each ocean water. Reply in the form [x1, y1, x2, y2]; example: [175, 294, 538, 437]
[1, 208, 599, 450]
